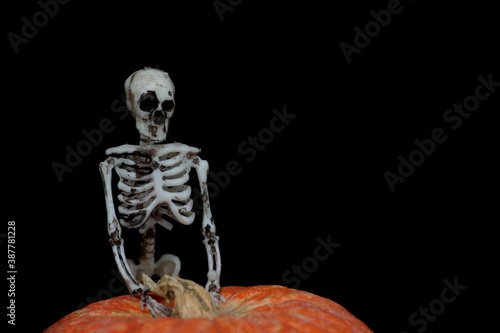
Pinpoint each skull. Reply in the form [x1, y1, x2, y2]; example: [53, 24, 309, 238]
[125, 68, 175, 143]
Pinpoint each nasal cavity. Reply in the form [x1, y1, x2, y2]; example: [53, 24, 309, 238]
[153, 111, 165, 125]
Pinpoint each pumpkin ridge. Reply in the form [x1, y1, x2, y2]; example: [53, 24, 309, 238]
[231, 288, 318, 312]
[210, 316, 226, 333]
[87, 296, 145, 315]
[284, 314, 332, 333]
[227, 286, 296, 310]
[259, 309, 336, 333]
[271, 300, 371, 333]
[277, 310, 351, 333]
[169, 318, 193, 332]
[108, 318, 151, 333]
[225, 285, 290, 305]
[258, 315, 303, 333]
[216, 315, 272, 333]
[85, 303, 148, 318]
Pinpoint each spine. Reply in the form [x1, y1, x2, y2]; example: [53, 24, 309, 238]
[140, 226, 156, 266]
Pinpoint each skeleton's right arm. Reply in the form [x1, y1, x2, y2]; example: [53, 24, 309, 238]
[99, 157, 138, 290]
[100, 158, 119, 234]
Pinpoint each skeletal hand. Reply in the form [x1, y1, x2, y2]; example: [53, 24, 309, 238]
[209, 290, 225, 307]
[134, 287, 172, 317]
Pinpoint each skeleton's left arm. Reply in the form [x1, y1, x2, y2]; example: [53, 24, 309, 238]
[191, 156, 222, 304]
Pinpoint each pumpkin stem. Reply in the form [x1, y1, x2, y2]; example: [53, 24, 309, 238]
[142, 274, 217, 319]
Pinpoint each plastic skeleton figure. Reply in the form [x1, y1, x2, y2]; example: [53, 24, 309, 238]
[99, 68, 222, 317]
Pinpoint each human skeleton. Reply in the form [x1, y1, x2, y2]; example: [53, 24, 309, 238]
[99, 68, 221, 317]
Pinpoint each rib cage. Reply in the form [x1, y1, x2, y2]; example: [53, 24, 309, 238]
[106, 143, 199, 229]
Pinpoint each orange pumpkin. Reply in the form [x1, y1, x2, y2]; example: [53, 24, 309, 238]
[45, 285, 372, 333]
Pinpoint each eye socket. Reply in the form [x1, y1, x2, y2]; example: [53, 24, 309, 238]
[139, 91, 159, 112]
[161, 100, 175, 112]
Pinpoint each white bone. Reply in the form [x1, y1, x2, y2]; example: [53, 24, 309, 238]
[100, 68, 223, 316]
[155, 254, 181, 277]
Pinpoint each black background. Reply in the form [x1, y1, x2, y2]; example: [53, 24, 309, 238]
[4, 0, 498, 332]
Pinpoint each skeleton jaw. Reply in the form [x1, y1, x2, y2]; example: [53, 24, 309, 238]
[138, 118, 169, 144]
